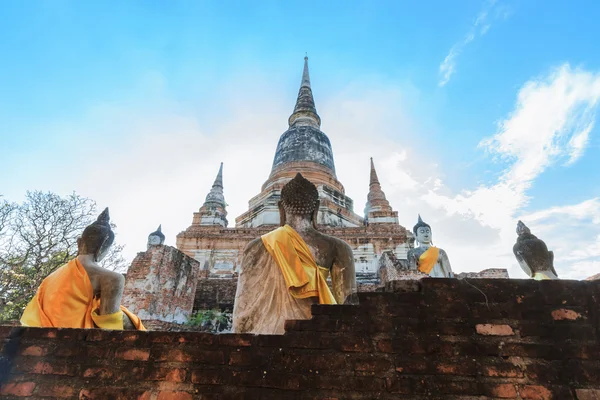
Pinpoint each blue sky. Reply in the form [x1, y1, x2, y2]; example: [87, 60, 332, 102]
[1, 0, 599, 279]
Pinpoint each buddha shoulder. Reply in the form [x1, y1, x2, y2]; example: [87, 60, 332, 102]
[407, 247, 426, 258]
[317, 231, 353, 257]
[241, 238, 268, 267]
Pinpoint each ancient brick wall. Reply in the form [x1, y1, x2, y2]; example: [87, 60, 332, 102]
[192, 277, 387, 313]
[1, 278, 599, 399]
[177, 224, 409, 277]
[456, 269, 511, 279]
[123, 246, 200, 324]
[194, 278, 238, 312]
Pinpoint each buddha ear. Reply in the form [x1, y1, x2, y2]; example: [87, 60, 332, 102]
[311, 200, 320, 230]
[278, 201, 286, 227]
[94, 235, 110, 262]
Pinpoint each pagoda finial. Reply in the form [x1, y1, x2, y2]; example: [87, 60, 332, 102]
[212, 162, 224, 188]
[198, 162, 228, 227]
[301, 56, 311, 88]
[369, 157, 380, 186]
[288, 56, 321, 128]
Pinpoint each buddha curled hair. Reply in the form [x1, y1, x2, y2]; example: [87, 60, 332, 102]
[412, 214, 431, 236]
[80, 207, 115, 260]
[280, 173, 319, 215]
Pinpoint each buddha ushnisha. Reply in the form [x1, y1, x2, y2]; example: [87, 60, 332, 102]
[233, 173, 357, 334]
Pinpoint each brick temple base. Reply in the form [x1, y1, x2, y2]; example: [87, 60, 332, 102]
[1, 279, 599, 399]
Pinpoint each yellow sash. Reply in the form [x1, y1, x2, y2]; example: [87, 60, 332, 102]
[418, 246, 440, 275]
[20, 258, 145, 330]
[261, 225, 336, 305]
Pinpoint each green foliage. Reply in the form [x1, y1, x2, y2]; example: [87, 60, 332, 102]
[186, 309, 230, 330]
[0, 191, 127, 322]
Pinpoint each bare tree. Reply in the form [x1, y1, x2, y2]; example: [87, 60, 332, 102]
[0, 191, 127, 321]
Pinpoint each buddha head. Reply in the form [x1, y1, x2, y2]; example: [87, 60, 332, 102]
[147, 224, 165, 248]
[278, 173, 320, 228]
[413, 214, 432, 245]
[77, 207, 115, 262]
[516, 220, 531, 236]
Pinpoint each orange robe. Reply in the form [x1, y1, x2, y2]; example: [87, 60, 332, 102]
[233, 225, 335, 334]
[261, 224, 336, 305]
[20, 258, 145, 330]
[418, 246, 440, 275]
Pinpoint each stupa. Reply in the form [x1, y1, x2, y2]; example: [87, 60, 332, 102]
[176, 57, 411, 280]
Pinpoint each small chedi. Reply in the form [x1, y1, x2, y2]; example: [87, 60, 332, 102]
[122, 225, 200, 327]
[513, 220, 558, 280]
[20, 208, 145, 330]
[406, 215, 454, 278]
[233, 173, 357, 335]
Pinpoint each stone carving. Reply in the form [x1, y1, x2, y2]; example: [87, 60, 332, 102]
[513, 220, 558, 280]
[147, 224, 165, 248]
[406, 215, 454, 278]
[233, 173, 358, 334]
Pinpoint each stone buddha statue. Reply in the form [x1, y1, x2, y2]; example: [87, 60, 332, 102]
[147, 224, 165, 248]
[21, 208, 145, 330]
[233, 173, 357, 334]
[513, 220, 558, 280]
[406, 215, 454, 278]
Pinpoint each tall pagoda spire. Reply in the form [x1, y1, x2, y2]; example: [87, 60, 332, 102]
[212, 162, 223, 190]
[288, 56, 321, 128]
[369, 157, 380, 186]
[197, 163, 228, 227]
[364, 158, 398, 224]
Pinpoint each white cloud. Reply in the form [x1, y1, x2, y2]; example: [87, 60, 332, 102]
[439, 0, 502, 86]
[520, 200, 600, 279]
[424, 64, 600, 279]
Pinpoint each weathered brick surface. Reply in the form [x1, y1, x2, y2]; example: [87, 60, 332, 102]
[123, 245, 200, 324]
[1, 278, 599, 399]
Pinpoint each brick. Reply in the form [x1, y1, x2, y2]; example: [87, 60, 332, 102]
[229, 348, 253, 366]
[0, 382, 36, 397]
[35, 384, 75, 398]
[154, 347, 224, 364]
[157, 391, 193, 400]
[115, 348, 150, 361]
[519, 385, 553, 400]
[82, 367, 113, 379]
[483, 383, 518, 398]
[576, 389, 600, 400]
[481, 362, 524, 378]
[552, 308, 583, 320]
[219, 334, 253, 347]
[476, 323, 515, 336]
[19, 360, 74, 375]
[147, 368, 187, 382]
[79, 388, 150, 399]
[352, 354, 392, 372]
[191, 369, 226, 385]
[20, 344, 49, 356]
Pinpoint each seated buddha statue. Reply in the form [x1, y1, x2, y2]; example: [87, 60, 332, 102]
[147, 224, 165, 248]
[233, 173, 358, 334]
[513, 220, 558, 280]
[406, 215, 454, 278]
[21, 208, 145, 330]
